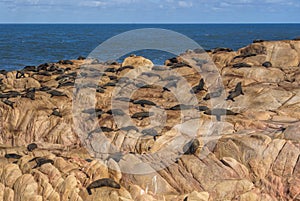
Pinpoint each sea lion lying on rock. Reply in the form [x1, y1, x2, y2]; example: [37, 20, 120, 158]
[204, 108, 238, 121]
[86, 178, 121, 195]
[5, 153, 22, 159]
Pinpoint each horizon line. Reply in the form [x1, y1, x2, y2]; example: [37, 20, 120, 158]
[1, 22, 300, 25]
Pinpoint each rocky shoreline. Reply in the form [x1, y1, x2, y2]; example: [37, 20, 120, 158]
[0, 40, 300, 200]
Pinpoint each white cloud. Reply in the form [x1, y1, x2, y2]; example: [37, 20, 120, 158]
[178, 1, 192, 8]
[80, 1, 107, 7]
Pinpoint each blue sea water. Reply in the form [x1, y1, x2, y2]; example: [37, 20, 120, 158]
[0, 24, 300, 71]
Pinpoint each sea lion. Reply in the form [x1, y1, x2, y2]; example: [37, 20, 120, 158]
[183, 139, 200, 155]
[232, 63, 252, 68]
[152, 66, 168, 71]
[55, 68, 66, 74]
[119, 126, 139, 132]
[105, 60, 119, 65]
[114, 97, 134, 102]
[170, 62, 192, 69]
[203, 88, 223, 100]
[23, 66, 36, 72]
[204, 108, 238, 121]
[49, 108, 62, 118]
[0, 70, 8, 75]
[103, 82, 117, 87]
[141, 128, 160, 140]
[212, 47, 233, 53]
[162, 75, 181, 81]
[226, 82, 244, 102]
[5, 153, 22, 159]
[190, 78, 205, 94]
[31, 157, 54, 168]
[104, 68, 116, 73]
[100, 127, 114, 132]
[108, 75, 118, 80]
[131, 112, 154, 120]
[163, 81, 177, 92]
[86, 178, 121, 195]
[133, 99, 156, 107]
[234, 53, 257, 59]
[2, 99, 14, 108]
[77, 56, 86, 60]
[22, 88, 35, 100]
[82, 108, 104, 115]
[168, 104, 195, 111]
[27, 143, 38, 152]
[106, 109, 125, 116]
[135, 83, 153, 89]
[116, 65, 134, 73]
[16, 71, 25, 79]
[87, 127, 114, 138]
[47, 90, 67, 98]
[262, 61, 272, 68]
[96, 86, 106, 93]
[37, 71, 51, 76]
[37, 63, 50, 71]
[0, 91, 21, 98]
[39, 86, 51, 91]
[58, 60, 73, 65]
[253, 39, 265, 43]
[58, 81, 74, 88]
[195, 105, 209, 111]
[141, 72, 161, 79]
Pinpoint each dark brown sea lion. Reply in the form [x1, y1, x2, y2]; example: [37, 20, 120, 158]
[133, 99, 156, 107]
[131, 112, 154, 120]
[190, 78, 205, 94]
[86, 178, 121, 195]
[141, 128, 160, 141]
[16, 71, 25, 79]
[2, 99, 14, 108]
[183, 139, 200, 155]
[5, 153, 22, 159]
[116, 65, 134, 73]
[58, 60, 74, 65]
[22, 88, 35, 100]
[262, 61, 272, 68]
[49, 108, 62, 118]
[226, 82, 244, 102]
[204, 108, 238, 121]
[47, 90, 67, 98]
[30, 157, 54, 168]
[27, 143, 38, 152]
[106, 109, 125, 116]
[232, 62, 252, 68]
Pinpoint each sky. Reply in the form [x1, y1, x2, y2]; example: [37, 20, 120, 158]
[0, 0, 299, 23]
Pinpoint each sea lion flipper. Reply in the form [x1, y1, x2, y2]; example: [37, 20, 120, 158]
[216, 115, 221, 121]
[87, 188, 92, 195]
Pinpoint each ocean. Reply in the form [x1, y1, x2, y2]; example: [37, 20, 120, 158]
[1, 24, 300, 71]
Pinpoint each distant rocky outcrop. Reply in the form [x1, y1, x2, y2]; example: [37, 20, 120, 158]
[0, 40, 300, 200]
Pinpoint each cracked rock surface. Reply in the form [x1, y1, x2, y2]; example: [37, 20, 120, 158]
[0, 41, 300, 200]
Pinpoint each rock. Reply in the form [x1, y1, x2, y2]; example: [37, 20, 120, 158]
[0, 40, 299, 200]
[122, 55, 153, 69]
[185, 191, 209, 201]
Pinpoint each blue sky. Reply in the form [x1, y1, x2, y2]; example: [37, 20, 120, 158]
[0, 0, 299, 23]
